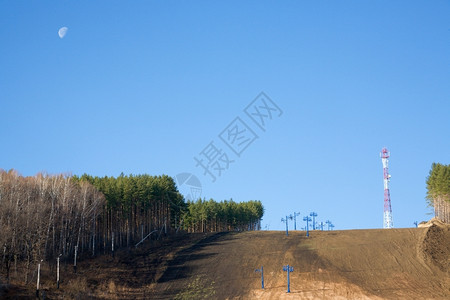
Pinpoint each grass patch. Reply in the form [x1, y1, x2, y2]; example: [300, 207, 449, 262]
[174, 275, 215, 300]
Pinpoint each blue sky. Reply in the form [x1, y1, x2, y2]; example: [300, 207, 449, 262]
[1, 1, 449, 230]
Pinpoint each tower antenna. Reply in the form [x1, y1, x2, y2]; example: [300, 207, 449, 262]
[381, 147, 393, 228]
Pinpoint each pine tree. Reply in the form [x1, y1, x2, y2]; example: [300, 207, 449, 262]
[426, 163, 450, 223]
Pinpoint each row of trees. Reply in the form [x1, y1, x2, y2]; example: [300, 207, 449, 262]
[426, 163, 450, 223]
[0, 169, 264, 284]
[74, 173, 186, 249]
[182, 199, 264, 232]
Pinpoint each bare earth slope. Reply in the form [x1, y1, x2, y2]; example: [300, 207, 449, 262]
[3, 222, 449, 299]
[150, 225, 449, 299]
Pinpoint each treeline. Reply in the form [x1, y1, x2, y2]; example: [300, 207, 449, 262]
[183, 199, 264, 232]
[0, 169, 264, 283]
[426, 163, 450, 223]
[74, 173, 186, 248]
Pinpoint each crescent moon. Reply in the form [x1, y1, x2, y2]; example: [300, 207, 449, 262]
[58, 27, 68, 39]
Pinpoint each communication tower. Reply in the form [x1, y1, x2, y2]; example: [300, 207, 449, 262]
[381, 147, 393, 228]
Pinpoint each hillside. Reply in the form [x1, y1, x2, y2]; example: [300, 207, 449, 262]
[2, 221, 449, 299]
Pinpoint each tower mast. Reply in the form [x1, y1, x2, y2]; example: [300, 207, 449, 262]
[381, 147, 393, 228]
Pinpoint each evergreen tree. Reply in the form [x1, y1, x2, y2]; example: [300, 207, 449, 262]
[426, 163, 450, 223]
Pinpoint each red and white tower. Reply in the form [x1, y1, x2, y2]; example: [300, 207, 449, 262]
[381, 147, 393, 228]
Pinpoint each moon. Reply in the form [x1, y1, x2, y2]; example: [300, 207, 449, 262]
[58, 27, 68, 39]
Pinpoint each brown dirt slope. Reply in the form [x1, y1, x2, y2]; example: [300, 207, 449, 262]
[150, 226, 449, 300]
[2, 224, 449, 299]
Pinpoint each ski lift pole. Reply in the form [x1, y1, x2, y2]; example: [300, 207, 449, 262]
[310, 212, 318, 230]
[285, 216, 288, 236]
[293, 212, 301, 230]
[283, 264, 294, 293]
[303, 216, 311, 237]
[281, 215, 293, 236]
[255, 266, 264, 289]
